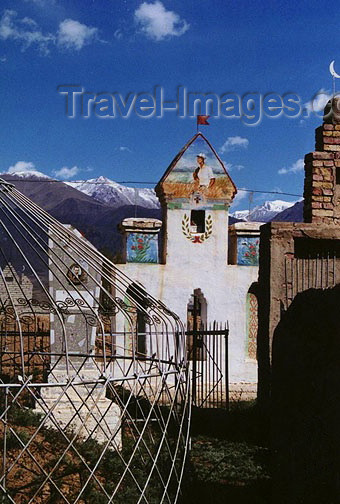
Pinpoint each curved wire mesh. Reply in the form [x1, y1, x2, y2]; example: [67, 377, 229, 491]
[0, 178, 190, 503]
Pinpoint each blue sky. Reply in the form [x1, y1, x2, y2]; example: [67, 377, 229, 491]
[0, 0, 338, 210]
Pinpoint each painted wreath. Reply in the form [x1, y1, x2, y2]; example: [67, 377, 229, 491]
[182, 213, 213, 243]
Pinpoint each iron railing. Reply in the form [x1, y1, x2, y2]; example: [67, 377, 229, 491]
[186, 322, 229, 410]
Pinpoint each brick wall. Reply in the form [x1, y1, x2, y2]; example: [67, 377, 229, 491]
[304, 114, 340, 223]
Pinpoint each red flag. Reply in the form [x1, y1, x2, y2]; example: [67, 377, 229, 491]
[197, 115, 210, 125]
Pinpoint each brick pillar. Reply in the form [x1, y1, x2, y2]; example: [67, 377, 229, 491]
[303, 99, 340, 224]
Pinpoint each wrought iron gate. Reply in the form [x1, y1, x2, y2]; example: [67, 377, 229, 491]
[186, 321, 229, 409]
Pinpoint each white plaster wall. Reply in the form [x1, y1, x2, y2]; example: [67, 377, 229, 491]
[165, 209, 229, 269]
[116, 207, 260, 388]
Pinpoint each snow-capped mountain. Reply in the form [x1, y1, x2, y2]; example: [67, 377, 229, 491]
[230, 199, 298, 222]
[66, 176, 160, 209]
[271, 200, 304, 222]
[230, 209, 250, 221]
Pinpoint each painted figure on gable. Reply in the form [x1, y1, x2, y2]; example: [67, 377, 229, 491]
[157, 133, 236, 204]
[193, 153, 215, 190]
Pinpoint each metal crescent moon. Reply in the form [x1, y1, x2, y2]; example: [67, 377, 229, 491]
[330, 60, 340, 79]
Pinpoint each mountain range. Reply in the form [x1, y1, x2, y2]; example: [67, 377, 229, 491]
[0, 172, 304, 257]
[0, 173, 161, 258]
[230, 199, 303, 222]
[66, 176, 159, 209]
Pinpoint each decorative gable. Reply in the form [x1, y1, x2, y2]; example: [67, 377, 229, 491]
[156, 133, 237, 208]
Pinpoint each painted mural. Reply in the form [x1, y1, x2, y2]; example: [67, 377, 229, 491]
[246, 292, 258, 360]
[127, 233, 158, 263]
[161, 134, 236, 203]
[237, 237, 260, 266]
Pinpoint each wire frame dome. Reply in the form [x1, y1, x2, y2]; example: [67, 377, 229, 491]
[0, 178, 190, 503]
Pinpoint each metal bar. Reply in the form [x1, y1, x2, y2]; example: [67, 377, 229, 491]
[225, 323, 229, 411]
[212, 323, 216, 409]
[201, 333, 204, 407]
[301, 257, 304, 292]
[284, 256, 289, 309]
[192, 294, 198, 406]
[185, 329, 230, 336]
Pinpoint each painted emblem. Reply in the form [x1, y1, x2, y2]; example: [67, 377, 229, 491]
[182, 214, 213, 243]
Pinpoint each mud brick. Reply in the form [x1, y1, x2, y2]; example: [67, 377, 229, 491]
[312, 209, 334, 217]
[323, 203, 334, 210]
[311, 152, 334, 160]
[323, 136, 340, 144]
[323, 174, 334, 182]
[324, 144, 340, 151]
[322, 189, 333, 196]
[320, 167, 332, 175]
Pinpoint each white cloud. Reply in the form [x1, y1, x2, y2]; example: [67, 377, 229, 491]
[0, 10, 100, 55]
[278, 158, 304, 175]
[21, 17, 38, 28]
[220, 136, 249, 153]
[0, 9, 54, 55]
[119, 146, 131, 152]
[230, 188, 248, 208]
[8, 161, 35, 174]
[57, 19, 98, 51]
[304, 89, 331, 116]
[271, 186, 283, 193]
[224, 162, 244, 172]
[114, 28, 123, 40]
[0, 55, 6, 62]
[54, 165, 80, 179]
[134, 1, 189, 41]
[23, 0, 56, 5]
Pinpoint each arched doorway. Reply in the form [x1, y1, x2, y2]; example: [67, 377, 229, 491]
[187, 288, 207, 331]
[187, 289, 207, 360]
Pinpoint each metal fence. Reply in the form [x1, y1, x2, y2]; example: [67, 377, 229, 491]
[186, 322, 229, 410]
[0, 177, 190, 504]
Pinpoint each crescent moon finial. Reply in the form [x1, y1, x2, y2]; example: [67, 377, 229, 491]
[330, 60, 340, 79]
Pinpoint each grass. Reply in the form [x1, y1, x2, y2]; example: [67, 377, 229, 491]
[190, 437, 270, 485]
[180, 401, 271, 504]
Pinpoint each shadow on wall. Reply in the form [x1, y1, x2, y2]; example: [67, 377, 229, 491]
[271, 285, 340, 504]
